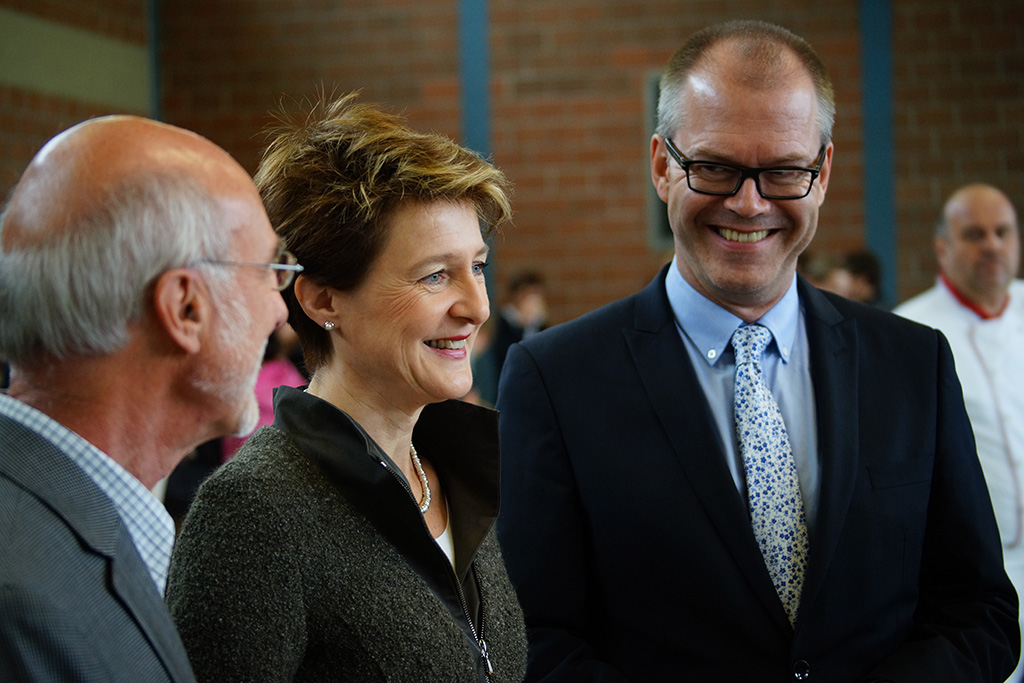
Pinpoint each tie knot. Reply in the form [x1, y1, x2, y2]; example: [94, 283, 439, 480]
[732, 324, 772, 364]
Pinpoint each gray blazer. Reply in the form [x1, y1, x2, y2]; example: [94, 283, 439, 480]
[0, 413, 196, 682]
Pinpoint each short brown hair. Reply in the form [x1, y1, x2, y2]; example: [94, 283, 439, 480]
[254, 92, 513, 373]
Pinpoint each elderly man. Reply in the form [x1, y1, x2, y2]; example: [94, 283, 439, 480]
[0, 115, 292, 681]
[496, 20, 1018, 682]
[896, 183, 1024, 682]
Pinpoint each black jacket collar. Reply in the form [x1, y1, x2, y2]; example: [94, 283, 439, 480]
[271, 386, 500, 581]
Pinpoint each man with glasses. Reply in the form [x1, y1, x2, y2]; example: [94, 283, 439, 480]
[496, 20, 1017, 682]
[0, 115, 291, 681]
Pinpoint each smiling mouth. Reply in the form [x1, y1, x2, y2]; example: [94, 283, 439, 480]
[717, 228, 771, 243]
[425, 339, 467, 350]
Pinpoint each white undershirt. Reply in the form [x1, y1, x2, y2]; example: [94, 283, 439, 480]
[433, 508, 455, 569]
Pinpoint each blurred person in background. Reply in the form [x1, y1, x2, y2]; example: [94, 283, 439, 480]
[844, 247, 883, 306]
[895, 182, 1024, 682]
[491, 269, 548, 381]
[799, 250, 853, 297]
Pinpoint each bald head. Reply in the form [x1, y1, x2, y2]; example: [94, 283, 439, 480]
[3, 115, 257, 251]
[0, 115, 272, 364]
[656, 20, 835, 147]
[935, 183, 1020, 315]
[939, 184, 1018, 237]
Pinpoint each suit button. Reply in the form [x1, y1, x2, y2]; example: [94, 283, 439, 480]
[793, 660, 812, 680]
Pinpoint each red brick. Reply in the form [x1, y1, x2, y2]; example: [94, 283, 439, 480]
[0, 0, 1020, 318]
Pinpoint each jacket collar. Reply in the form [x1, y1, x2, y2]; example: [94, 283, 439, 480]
[0, 412, 124, 556]
[628, 268, 861, 632]
[793, 278, 859, 627]
[0, 413, 195, 682]
[271, 386, 500, 580]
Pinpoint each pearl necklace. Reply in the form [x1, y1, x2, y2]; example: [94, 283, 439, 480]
[410, 443, 430, 513]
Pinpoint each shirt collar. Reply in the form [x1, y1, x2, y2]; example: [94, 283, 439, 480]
[665, 257, 799, 366]
[939, 272, 1009, 320]
[0, 393, 175, 594]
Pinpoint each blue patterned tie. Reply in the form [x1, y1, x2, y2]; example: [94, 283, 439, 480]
[732, 323, 809, 626]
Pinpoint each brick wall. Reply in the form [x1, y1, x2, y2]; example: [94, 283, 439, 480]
[0, 0, 148, 198]
[2, 1, 1020, 320]
[0, 87, 118, 193]
[892, 1, 1024, 299]
[485, 0, 1022, 313]
[488, 1, 867, 320]
[160, 1, 465, 178]
[2, 0, 146, 42]
[160, 0, 874, 322]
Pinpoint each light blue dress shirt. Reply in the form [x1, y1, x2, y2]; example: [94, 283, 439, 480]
[0, 393, 176, 594]
[664, 259, 820, 530]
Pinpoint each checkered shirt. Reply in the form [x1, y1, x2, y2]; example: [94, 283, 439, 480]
[0, 393, 176, 594]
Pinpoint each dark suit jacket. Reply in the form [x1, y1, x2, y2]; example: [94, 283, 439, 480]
[496, 267, 1019, 682]
[0, 413, 196, 682]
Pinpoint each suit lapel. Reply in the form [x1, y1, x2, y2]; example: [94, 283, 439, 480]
[109, 535, 196, 682]
[0, 416, 193, 682]
[622, 270, 788, 624]
[795, 280, 861, 621]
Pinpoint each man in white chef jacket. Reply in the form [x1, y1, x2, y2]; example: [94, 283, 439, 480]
[895, 182, 1024, 683]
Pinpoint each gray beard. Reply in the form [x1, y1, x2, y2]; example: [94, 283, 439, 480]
[191, 284, 265, 439]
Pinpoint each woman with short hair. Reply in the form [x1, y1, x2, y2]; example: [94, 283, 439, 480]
[166, 92, 527, 683]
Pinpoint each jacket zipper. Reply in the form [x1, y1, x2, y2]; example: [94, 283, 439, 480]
[381, 459, 494, 679]
[453, 561, 492, 679]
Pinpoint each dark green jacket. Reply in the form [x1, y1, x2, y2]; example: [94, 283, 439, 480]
[167, 387, 526, 682]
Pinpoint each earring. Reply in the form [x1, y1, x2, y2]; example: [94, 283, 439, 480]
[323, 321, 335, 331]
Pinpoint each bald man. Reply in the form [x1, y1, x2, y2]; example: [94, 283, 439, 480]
[0, 116, 292, 682]
[895, 183, 1024, 682]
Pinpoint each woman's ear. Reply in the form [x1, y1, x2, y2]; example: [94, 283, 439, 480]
[152, 267, 206, 354]
[293, 273, 339, 329]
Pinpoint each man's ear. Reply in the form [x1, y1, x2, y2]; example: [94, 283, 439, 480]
[152, 268, 206, 354]
[813, 142, 835, 206]
[934, 235, 949, 273]
[293, 273, 340, 329]
[650, 134, 672, 203]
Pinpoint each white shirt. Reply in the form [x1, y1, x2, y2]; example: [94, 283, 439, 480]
[434, 507, 456, 569]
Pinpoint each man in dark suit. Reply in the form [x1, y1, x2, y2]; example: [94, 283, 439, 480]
[0, 115, 291, 680]
[496, 20, 1018, 682]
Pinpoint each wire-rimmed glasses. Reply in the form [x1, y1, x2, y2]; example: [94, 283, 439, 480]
[196, 249, 303, 290]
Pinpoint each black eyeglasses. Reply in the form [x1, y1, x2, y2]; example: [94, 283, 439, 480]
[196, 249, 303, 290]
[664, 137, 826, 200]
